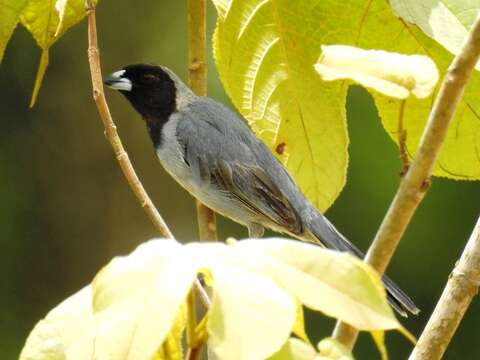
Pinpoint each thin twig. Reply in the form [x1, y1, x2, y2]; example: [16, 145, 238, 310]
[84, 0, 212, 310]
[409, 216, 480, 360]
[333, 13, 480, 349]
[397, 100, 409, 176]
[85, 0, 173, 239]
[188, 0, 218, 242]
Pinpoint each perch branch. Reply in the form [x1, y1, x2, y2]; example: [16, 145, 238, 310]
[188, 0, 218, 242]
[333, 13, 480, 349]
[86, 0, 173, 239]
[409, 216, 480, 360]
[85, 1, 211, 308]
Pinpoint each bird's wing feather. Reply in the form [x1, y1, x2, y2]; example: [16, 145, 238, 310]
[176, 98, 303, 234]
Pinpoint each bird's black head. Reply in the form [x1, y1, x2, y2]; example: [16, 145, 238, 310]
[104, 64, 177, 121]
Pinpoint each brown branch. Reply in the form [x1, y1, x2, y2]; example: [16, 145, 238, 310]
[397, 100, 409, 176]
[333, 13, 480, 349]
[85, 0, 173, 239]
[85, 1, 213, 311]
[409, 216, 480, 360]
[188, 0, 218, 242]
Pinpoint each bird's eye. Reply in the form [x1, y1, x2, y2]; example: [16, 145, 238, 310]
[142, 74, 157, 84]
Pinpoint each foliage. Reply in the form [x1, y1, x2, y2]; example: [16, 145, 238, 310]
[20, 238, 401, 360]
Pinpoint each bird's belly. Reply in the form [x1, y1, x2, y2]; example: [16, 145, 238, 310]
[156, 147, 255, 227]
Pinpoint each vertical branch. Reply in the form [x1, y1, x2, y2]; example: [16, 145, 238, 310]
[187, 0, 218, 242]
[333, 13, 480, 349]
[85, 0, 173, 239]
[397, 100, 409, 176]
[409, 216, 480, 360]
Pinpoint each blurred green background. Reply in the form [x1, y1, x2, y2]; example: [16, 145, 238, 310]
[1, 1, 479, 359]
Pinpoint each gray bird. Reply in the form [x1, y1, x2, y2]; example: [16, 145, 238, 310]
[104, 64, 419, 317]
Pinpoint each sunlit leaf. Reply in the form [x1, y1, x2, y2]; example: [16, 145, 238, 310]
[317, 338, 354, 360]
[0, 0, 28, 63]
[315, 45, 439, 99]
[19, 286, 95, 360]
[55, 0, 69, 36]
[234, 239, 399, 330]
[292, 301, 310, 343]
[212, 0, 348, 211]
[19, 0, 95, 106]
[92, 240, 198, 360]
[21, 238, 403, 360]
[268, 338, 318, 360]
[212, 0, 480, 182]
[207, 265, 296, 360]
[390, 0, 480, 69]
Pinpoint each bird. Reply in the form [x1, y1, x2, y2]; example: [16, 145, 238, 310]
[104, 64, 419, 317]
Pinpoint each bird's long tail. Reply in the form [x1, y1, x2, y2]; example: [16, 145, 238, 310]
[301, 208, 419, 317]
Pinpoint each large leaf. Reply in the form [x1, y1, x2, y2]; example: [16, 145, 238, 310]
[212, 0, 480, 184]
[0, 0, 28, 63]
[19, 286, 95, 360]
[390, 0, 480, 69]
[234, 239, 399, 330]
[19, 0, 95, 106]
[212, 0, 348, 211]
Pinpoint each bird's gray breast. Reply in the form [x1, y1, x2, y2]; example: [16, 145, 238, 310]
[155, 114, 256, 227]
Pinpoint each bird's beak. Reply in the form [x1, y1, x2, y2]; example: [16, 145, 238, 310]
[104, 70, 132, 91]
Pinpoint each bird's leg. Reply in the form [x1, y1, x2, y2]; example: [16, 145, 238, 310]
[248, 223, 264, 238]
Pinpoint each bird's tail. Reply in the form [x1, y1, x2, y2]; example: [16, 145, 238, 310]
[301, 208, 419, 317]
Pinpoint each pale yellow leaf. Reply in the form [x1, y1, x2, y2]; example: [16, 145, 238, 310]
[19, 286, 95, 360]
[207, 264, 296, 360]
[234, 239, 399, 330]
[268, 338, 318, 360]
[315, 45, 439, 99]
[317, 338, 354, 360]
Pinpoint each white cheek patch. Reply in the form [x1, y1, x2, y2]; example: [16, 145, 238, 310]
[109, 78, 132, 91]
[111, 70, 126, 78]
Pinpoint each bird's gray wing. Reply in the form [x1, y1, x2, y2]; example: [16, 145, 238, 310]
[176, 99, 303, 234]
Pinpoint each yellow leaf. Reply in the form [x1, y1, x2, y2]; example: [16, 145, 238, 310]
[212, 0, 348, 211]
[292, 302, 310, 344]
[315, 45, 439, 99]
[20, 0, 95, 106]
[268, 338, 318, 360]
[317, 338, 354, 360]
[234, 239, 400, 330]
[0, 0, 29, 63]
[207, 265, 296, 360]
[19, 286, 95, 360]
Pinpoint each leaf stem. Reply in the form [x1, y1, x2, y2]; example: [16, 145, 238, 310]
[188, 0, 218, 242]
[333, 12, 480, 350]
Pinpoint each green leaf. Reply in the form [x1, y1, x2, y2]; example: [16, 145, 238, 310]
[212, 0, 348, 211]
[213, 0, 480, 182]
[268, 338, 318, 360]
[19, 0, 95, 106]
[315, 45, 439, 99]
[234, 239, 400, 330]
[390, 0, 480, 67]
[0, 0, 29, 63]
